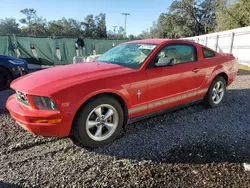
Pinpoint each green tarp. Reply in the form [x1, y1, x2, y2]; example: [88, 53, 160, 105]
[0, 36, 15, 56]
[0, 35, 129, 66]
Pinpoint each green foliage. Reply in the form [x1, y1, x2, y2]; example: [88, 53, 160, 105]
[138, 0, 250, 39]
[19, 8, 37, 24]
[19, 8, 48, 36]
[0, 18, 20, 34]
[0, 8, 108, 39]
[1, 2, 250, 39]
[47, 18, 83, 37]
[116, 26, 125, 39]
[106, 26, 130, 39]
[216, 0, 250, 31]
[95, 13, 107, 38]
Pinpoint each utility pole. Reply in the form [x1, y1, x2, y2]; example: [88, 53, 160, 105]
[112, 25, 118, 36]
[122, 13, 130, 38]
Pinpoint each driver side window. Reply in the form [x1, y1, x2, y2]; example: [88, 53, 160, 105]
[153, 44, 197, 66]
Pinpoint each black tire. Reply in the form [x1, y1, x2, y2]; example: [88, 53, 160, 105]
[203, 76, 226, 108]
[72, 95, 124, 148]
[0, 67, 12, 91]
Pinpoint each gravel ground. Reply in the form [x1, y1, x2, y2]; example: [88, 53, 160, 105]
[0, 69, 250, 188]
[0, 89, 15, 111]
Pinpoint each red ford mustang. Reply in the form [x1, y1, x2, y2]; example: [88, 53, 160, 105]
[6, 39, 239, 148]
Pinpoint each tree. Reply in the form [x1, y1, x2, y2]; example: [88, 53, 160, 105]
[107, 30, 114, 39]
[137, 29, 152, 39]
[47, 20, 64, 36]
[19, 8, 37, 25]
[95, 13, 107, 38]
[169, 0, 217, 36]
[116, 26, 125, 39]
[0, 9, 110, 38]
[0, 18, 20, 34]
[138, 0, 219, 38]
[216, 0, 250, 31]
[82, 13, 107, 38]
[128, 34, 135, 40]
[19, 8, 48, 36]
[84, 14, 97, 38]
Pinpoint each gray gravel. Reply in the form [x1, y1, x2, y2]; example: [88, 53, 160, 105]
[1, 69, 250, 187]
[0, 89, 14, 111]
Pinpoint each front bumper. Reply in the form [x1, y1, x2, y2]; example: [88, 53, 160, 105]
[6, 94, 72, 137]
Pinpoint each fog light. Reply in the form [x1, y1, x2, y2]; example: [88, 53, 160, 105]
[31, 119, 62, 124]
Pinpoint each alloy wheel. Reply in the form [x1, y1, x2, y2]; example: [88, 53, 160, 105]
[86, 104, 119, 141]
[212, 80, 225, 104]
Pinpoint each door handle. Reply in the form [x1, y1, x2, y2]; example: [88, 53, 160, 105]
[192, 68, 201, 73]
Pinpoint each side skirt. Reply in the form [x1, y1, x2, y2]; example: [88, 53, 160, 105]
[127, 98, 203, 124]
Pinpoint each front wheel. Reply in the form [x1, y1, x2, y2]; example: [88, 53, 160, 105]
[203, 76, 226, 108]
[0, 67, 12, 91]
[72, 95, 124, 148]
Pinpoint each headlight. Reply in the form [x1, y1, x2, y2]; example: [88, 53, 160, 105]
[8, 59, 25, 65]
[32, 96, 58, 111]
[16, 91, 30, 106]
[17, 66, 25, 71]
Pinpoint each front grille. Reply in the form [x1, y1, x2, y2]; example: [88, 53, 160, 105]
[16, 91, 30, 106]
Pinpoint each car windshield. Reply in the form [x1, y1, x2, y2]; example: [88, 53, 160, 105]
[94, 43, 158, 69]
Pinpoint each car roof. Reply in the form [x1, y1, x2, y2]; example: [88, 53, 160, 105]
[126, 39, 170, 44]
[126, 39, 196, 45]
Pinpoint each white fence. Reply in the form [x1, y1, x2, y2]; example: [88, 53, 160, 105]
[183, 26, 250, 67]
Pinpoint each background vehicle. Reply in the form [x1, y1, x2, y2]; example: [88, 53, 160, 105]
[6, 39, 239, 148]
[0, 55, 29, 91]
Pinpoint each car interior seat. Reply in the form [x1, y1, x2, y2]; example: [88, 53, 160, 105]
[167, 48, 181, 64]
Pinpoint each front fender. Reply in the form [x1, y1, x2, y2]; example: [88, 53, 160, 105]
[51, 81, 131, 125]
[74, 88, 130, 115]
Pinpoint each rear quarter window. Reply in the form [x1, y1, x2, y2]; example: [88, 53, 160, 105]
[203, 48, 215, 58]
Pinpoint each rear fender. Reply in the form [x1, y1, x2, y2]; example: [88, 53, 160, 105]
[204, 64, 229, 88]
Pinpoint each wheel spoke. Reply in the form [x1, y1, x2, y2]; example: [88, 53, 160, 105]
[103, 109, 114, 120]
[215, 94, 220, 101]
[104, 122, 115, 130]
[87, 121, 99, 129]
[212, 94, 216, 100]
[94, 107, 102, 118]
[94, 125, 102, 137]
[218, 88, 223, 93]
[215, 82, 220, 90]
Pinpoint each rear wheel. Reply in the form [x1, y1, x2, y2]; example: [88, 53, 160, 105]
[72, 95, 124, 148]
[203, 76, 226, 108]
[0, 67, 12, 91]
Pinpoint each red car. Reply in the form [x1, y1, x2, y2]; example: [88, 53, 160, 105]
[6, 39, 239, 148]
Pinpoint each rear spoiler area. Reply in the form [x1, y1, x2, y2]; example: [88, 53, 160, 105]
[219, 52, 234, 57]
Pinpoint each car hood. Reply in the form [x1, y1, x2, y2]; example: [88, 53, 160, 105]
[10, 62, 135, 95]
[0, 55, 27, 62]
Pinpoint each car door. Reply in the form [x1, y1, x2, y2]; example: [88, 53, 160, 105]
[145, 43, 206, 114]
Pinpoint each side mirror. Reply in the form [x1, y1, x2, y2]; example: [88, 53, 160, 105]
[155, 57, 174, 67]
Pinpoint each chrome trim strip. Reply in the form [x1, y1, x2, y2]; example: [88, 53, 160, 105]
[128, 104, 147, 114]
[129, 88, 208, 114]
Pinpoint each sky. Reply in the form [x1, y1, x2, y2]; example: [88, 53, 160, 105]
[0, 0, 172, 35]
